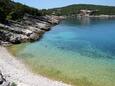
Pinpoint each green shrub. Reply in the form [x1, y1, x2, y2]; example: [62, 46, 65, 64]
[11, 82, 17, 86]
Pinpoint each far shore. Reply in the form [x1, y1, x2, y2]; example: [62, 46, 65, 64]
[0, 46, 70, 86]
[65, 14, 115, 18]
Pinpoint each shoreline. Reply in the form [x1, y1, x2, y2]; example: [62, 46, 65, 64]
[0, 46, 70, 86]
[66, 15, 115, 18]
[0, 15, 64, 46]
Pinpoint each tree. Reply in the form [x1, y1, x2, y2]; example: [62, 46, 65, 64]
[0, 9, 6, 23]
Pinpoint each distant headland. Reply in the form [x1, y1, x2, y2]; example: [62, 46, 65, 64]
[45, 4, 115, 17]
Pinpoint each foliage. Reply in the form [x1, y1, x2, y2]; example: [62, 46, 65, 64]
[0, 0, 43, 22]
[46, 4, 115, 16]
[0, 0, 13, 22]
[11, 82, 17, 86]
[0, 9, 6, 23]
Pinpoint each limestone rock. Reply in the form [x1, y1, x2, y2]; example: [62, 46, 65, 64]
[0, 14, 62, 46]
[0, 71, 10, 86]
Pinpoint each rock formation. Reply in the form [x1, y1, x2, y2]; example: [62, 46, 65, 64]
[0, 14, 63, 46]
[0, 71, 10, 86]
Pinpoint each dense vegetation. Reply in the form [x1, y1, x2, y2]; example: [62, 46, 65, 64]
[46, 4, 115, 16]
[0, 0, 43, 23]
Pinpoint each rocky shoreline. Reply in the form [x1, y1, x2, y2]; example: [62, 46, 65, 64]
[0, 71, 10, 86]
[0, 14, 64, 46]
[0, 15, 66, 86]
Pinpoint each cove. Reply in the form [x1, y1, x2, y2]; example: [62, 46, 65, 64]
[8, 17, 115, 86]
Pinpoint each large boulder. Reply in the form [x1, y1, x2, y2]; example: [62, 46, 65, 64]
[29, 33, 40, 41]
[22, 29, 33, 36]
[45, 16, 61, 24]
[0, 73, 4, 85]
[36, 23, 50, 31]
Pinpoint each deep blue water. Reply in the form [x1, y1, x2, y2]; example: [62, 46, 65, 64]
[43, 18, 115, 59]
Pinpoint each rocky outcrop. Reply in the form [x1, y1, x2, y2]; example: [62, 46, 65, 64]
[0, 14, 63, 46]
[0, 71, 10, 86]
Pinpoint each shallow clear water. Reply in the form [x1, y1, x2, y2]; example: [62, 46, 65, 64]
[9, 17, 115, 86]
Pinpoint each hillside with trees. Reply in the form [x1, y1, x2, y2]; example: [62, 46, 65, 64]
[0, 0, 43, 23]
[46, 4, 115, 16]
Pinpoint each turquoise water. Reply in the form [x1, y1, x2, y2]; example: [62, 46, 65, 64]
[9, 17, 115, 86]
